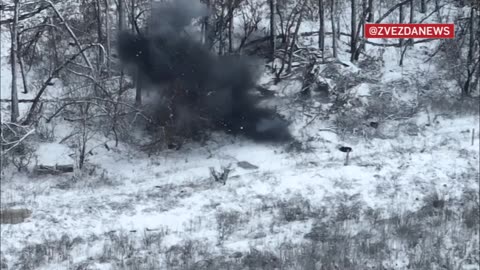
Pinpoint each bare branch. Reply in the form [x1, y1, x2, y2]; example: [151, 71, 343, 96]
[43, 0, 94, 72]
[1, 127, 36, 154]
[23, 44, 98, 125]
[0, 3, 49, 25]
[374, 0, 412, 24]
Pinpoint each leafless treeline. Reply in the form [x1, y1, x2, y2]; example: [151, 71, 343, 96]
[0, 0, 479, 168]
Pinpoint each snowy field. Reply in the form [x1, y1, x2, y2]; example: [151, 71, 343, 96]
[1, 1, 479, 269]
[1, 113, 478, 269]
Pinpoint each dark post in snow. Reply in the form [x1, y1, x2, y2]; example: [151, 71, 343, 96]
[339, 146, 353, 166]
[472, 129, 475, 146]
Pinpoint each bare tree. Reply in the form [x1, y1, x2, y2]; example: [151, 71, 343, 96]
[399, 1, 404, 49]
[17, 33, 28, 94]
[463, 6, 477, 96]
[218, 0, 226, 55]
[318, 0, 325, 55]
[203, 0, 213, 48]
[118, 0, 126, 31]
[287, 0, 307, 72]
[350, 0, 357, 61]
[227, 0, 235, 53]
[400, 0, 414, 66]
[47, 17, 59, 70]
[476, 7, 480, 92]
[129, 0, 142, 105]
[367, 0, 374, 22]
[331, 0, 337, 58]
[104, 0, 111, 75]
[95, 0, 104, 65]
[351, 0, 369, 61]
[272, 0, 307, 81]
[410, 1, 415, 24]
[10, 0, 20, 123]
[23, 43, 101, 125]
[269, 0, 276, 61]
[237, 1, 262, 52]
[420, 0, 426, 14]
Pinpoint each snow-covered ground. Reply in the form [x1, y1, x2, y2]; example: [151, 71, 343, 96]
[1, 110, 479, 269]
[1, 1, 479, 270]
[1, 111, 478, 268]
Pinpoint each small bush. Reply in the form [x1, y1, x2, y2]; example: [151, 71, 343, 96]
[278, 195, 313, 222]
[241, 248, 280, 270]
[8, 143, 36, 173]
[461, 189, 480, 230]
[216, 210, 243, 242]
[164, 240, 211, 270]
[334, 193, 363, 222]
[35, 120, 56, 142]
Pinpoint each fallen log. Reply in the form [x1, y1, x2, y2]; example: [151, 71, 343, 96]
[33, 164, 74, 175]
[0, 208, 32, 224]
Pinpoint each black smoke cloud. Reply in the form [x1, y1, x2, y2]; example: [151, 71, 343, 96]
[117, 0, 292, 143]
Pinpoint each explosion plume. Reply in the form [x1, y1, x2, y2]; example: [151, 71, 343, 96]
[117, 0, 292, 143]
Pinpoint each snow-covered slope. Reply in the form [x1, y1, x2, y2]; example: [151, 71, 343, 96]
[1, 1, 479, 270]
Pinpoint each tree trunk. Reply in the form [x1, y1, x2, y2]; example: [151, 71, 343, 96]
[118, 0, 126, 108]
[400, 0, 414, 66]
[135, 71, 142, 106]
[48, 17, 59, 71]
[476, 8, 480, 93]
[350, 0, 357, 61]
[336, 8, 340, 38]
[78, 104, 89, 170]
[104, 0, 111, 75]
[420, 0, 426, 13]
[319, 0, 324, 54]
[276, 3, 286, 43]
[463, 7, 475, 96]
[10, 0, 20, 123]
[130, 0, 135, 33]
[130, 0, 142, 105]
[352, 0, 367, 61]
[219, 1, 225, 55]
[17, 34, 28, 94]
[410, 0, 414, 23]
[287, 0, 307, 72]
[118, 0, 126, 31]
[204, 0, 212, 48]
[269, 0, 276, 61]
[228, 0, 234, 53]
[367, 0, 374, 22]
[398, 2, 404, 65]
[95, 0, 104, 72]
[331, 0, 337, 58]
